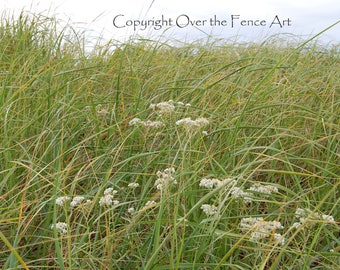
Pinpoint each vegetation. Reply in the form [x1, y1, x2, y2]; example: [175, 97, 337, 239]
[0, 13, 339, 269]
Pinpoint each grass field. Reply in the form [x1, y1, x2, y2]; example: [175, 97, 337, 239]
[0, 13, 339, 269]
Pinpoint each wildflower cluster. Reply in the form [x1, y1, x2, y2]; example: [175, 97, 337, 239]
[99, 188, 119, 207]
[53, 195, 92, 236]
[243, 183, 278, 201]
[149, 100, 175, 115]
[154, 167, 177, 190]
[248, 183, 278, 194]
[199, 177, 251, 203]
[176, 117, 209, 133]
[198, 176, 287, 244]
[127, 207, 135, 214]
[55, 196, 71, 206]
[128, 182, 140, 188]
[129, 118, 164, 128]
[71, 196, 91, 207]
[149, 100, 191, 116]
[292, 208, 335, 228]
[199, 177, 236, 189]
[50, 222, 68, 235]
[53, 177, 161, 232]
[56, 195, 91, 208]
[129, 100, 209, 136]
[240, 217, 284, 244]
[230, 187, 253, 203]
[201, 204, 218, 216]
[199, 177, 279, 204]
[70, 196, 85, 207]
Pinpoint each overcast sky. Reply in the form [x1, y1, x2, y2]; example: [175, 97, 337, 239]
[2, 0, 339, 47]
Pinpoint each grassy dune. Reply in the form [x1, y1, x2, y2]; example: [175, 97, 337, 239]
[0, 13, 339, 269]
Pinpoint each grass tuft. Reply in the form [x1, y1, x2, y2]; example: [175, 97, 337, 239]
[0, 12, 339, 269]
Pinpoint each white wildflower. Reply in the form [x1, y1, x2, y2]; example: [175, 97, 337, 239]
[129, 118, 143, 126]
[145, 200, 156, 207]
[128, 182, 140, 188]
[202, 130, 208, 136]
[196, 117, 210, 126]
[240, 217, 284, 241]
[219, 178, 237, 188]
[149, 100, 192, 115]
[99, 188, 118, 207]
[299, 218, 308, 224]
[200, 177, 236, 189]
[155, 167, 177, 190]
[104, 188, 117, 196]
[70, 196, 85, 207]
[112, 200, 120, 205]
[321, 214, 335, 222]
[248, 183, 278, 194]
[51, 222, 68, 235]
[292, 222, 302, 229]
[84, 200, 92, 205]
[230, 187, 253, 203]
[99, 195, 113, 207]
[155, 182, 163, 190]
[176, 117, 209, 132]
[129, 117, 164, 128]
[127, 207, 135, 214]
[201, 204, 218, 216]
[176, 117, 209, 129]
[149, 100, 175, 115]
[268, 221, 284, 230]
[295, 208, 314, 218]
[99, 196, 119, 207]
[199, 178, 218, 189]
[143, 120, 164, 128]
[240, 217, 264, 231]
[273, 233, 285, 245]
[56, 196, 71, 206]
[295, 208, 335, 225]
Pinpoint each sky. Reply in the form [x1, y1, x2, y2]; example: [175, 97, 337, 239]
[2, 0, 340, 47]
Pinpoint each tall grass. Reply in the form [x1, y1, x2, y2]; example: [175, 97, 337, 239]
[0, 12, 339, 269]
